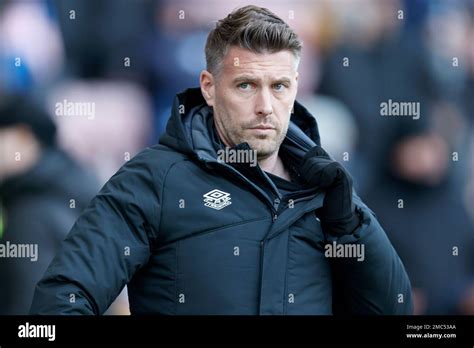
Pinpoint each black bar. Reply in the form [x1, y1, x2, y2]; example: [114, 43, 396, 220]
[0, 316, 473, 345]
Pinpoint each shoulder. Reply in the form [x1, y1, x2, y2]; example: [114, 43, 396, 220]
[111, 143, 192, 188]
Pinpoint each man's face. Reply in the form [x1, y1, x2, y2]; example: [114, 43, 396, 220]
[201, 47, 299, 160]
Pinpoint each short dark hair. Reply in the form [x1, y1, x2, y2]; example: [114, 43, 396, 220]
[205, 5, 302, 75]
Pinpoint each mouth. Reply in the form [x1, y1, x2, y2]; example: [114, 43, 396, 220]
[249, 125, 276, 130]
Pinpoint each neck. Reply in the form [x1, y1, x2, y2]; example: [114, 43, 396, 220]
[258, 151, 291, 181]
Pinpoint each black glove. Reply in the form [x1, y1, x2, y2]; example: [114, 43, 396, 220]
[299, 146, 361, 235]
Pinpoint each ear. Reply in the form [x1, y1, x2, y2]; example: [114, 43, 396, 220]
[200, 70, 216, 107]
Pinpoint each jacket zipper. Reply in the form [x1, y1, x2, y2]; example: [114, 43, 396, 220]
[200, 156, 317, 315]
[258, 239, 265, 314]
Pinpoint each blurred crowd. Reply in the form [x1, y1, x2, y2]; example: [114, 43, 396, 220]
[0, 0, 473, 315]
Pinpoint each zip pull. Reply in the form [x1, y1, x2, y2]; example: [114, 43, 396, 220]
[272, 198, 280, 221]
[273, 198, 280, 211]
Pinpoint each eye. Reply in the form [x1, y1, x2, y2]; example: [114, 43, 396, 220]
[238, 82, 253, 91]
[273, 83, 286, 91]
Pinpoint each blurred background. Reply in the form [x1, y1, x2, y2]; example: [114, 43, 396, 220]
[0, 0, 473, 315]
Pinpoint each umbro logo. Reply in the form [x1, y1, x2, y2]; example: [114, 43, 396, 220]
[203, 189, 232, 210]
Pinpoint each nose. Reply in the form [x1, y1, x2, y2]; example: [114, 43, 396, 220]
[254, 88, 273, 118]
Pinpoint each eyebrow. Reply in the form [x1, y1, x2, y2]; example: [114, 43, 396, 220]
[232, 75, 292, 85]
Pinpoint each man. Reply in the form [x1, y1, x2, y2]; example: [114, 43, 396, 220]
[30, 5, 413, 315]
[0, 95, 98, 314]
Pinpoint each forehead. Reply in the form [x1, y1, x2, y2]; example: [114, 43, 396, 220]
[220, 46, 297, 77]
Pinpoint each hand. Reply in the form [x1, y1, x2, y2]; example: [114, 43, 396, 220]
[299, 146, 360, 235]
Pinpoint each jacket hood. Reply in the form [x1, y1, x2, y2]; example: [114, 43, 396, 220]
[159, 88, 321, 164]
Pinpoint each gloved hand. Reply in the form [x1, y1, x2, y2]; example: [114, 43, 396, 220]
[299, 146, 361, 235]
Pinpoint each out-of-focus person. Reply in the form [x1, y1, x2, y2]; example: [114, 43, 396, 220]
[0, 95, 98, 314]
[364, 128, 474, 314]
